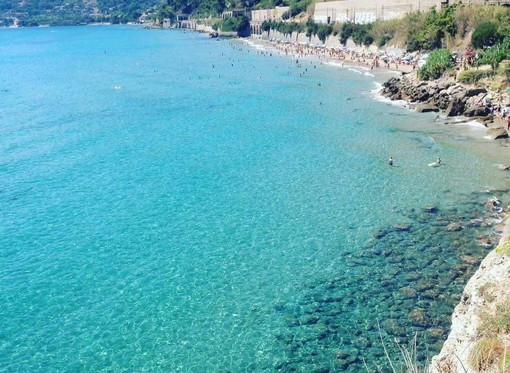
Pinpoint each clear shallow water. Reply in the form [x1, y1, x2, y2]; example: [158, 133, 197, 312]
[1, 26, 510, 372]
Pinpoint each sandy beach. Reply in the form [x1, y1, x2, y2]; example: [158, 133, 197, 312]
[248, 36, 416, 74]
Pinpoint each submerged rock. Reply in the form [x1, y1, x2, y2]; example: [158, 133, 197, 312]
[409, 308, 428, 326]
[401, 286, 417, 298]
[373, 229, 388, 239]
[424, 205, 438, 213]
[446, 222, 463, 232]
[428, 328, 446, 338]
[393, 224, 411, 231]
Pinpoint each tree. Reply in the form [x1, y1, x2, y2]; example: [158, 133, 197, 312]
[316, 24, 333, 43]
[471, 22, 503, 49]
[477, 38, 510, 69]
[305, 18, 318, 40]
[418, 49, 454, 80]
[339, 22, 373, 46]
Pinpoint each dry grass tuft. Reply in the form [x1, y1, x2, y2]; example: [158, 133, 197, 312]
[479, 299, 510, 337]
[478, 282, 496, 303]
[468, 337, 506, 373]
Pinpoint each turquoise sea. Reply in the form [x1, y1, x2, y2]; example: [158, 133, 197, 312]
[1, 26, 510, 372]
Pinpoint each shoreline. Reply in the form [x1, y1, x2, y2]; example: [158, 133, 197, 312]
[243, 34, 510, 372]
[244, 37, 510, 154]
[246, 36, 414, 74]
[2, 25, 509, 372]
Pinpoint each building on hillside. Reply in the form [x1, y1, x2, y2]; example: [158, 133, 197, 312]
[314, 0, 444, 24]
[222, 9, 249, 19]
[250, 6, 290, 34]
[314, 0, 510, 24]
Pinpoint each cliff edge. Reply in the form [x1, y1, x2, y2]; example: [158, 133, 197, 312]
[430, 219, 510, 373]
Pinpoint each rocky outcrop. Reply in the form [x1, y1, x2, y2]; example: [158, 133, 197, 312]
[430, 218, 510, 373]
[381, 74, 509, 140]
[487, 126, 509, 140]
[412, 103, 440, 113]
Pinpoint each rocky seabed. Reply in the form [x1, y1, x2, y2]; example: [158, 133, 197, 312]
[268, 190, 509, 373]
[430, 218, 510, 373]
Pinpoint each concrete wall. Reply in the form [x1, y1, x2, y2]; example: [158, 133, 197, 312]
[251, 6, 290, 34]
[314, 0, 444, 24]
[251, 6, 290, 23]
[264, 29, 371, 50]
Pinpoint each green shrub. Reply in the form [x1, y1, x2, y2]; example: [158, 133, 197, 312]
[261, 20, 304, 36]
[499, 60, 510, 80]
[406, 5, 457, 51]
[472, 22, 503, 49]
[495, 236, 510, 255]
[477, 282, 496, 302]
[457, 69, 494, 84]
[219, 15, 249, 32]
[285, 0, 312, 19]
[316, 24, 333, 43]
[339, 22, 373, 46]
[454, 5, 510, 39]
[418, 49, 454, 80]
[305, 17, 318, 39]
[477, 38, 510, 69]
[371, 18, 401, 46]
[377, 35, 391, 47]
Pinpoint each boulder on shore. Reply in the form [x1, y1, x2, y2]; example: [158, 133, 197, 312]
[413, 103, 440, 113]
[465, 88, 487, 97]
[444, 99, 465, 117]
[463, 106, 491, 117]
[486, 126, 509, 140]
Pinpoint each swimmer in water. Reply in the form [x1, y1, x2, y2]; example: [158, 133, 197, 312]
[388, 157, 394, 166]
[437, 158, 441, 164]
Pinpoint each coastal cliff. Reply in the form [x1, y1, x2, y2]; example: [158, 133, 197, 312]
[381, 73, 510, 140]
[380, 71, 510, 372]
[430, 225, 510, 373]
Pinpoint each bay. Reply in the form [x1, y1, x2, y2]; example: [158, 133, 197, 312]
[1, 26, 509, 372]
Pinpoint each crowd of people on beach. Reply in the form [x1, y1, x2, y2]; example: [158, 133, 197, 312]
[264, 39, 419, 73]
[260, 39, 510, 129]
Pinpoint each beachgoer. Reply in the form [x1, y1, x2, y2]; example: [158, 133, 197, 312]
[437, 157, 441, 164]
[388, 157, 394, 166]
[507, 116, 510, 130]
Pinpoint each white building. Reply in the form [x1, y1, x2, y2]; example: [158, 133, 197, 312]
[314, 0, 445, 24]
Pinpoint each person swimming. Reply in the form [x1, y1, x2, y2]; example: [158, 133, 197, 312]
[437, 158, 441, 164]
[388, 157, 394, 166]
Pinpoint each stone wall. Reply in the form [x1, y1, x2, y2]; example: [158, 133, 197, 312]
[263, 29, 342, 48]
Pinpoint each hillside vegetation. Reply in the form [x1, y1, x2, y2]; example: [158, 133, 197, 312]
[0, 0, 311, 27]
[0, 0, 160, 26]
